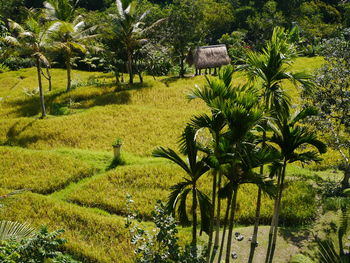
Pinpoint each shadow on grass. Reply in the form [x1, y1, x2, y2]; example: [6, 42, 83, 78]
[279, 227, 312, 249]
[106, 156, 126, 171]
[160, 75, 195, 87]
[2, 120, 42, 148]
[160, 76, 180, 87]
[4, 81, 153, 117]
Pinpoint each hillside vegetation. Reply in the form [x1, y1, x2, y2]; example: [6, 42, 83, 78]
[0, 56, 343, 262]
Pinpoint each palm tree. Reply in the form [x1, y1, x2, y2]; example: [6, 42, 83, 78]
[265, 107, 327, 263]
[47, 17, 97, 92]
[44, 0, 97, 92]
[241, 26, 315, 263]
[5, 11, 50, 118]
[44, 0, 77, 22]
[110, 0, 164, 84]
[188, 66, 234, 262]
[152, 125, 211, 247]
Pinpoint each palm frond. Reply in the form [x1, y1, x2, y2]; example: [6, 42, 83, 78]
[152, 147, 191, 175]
[317, 240, 341, 263]
[0, 221, 34, 241]
[197, 190, 212, 234]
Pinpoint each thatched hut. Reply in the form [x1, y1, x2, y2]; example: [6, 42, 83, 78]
[188, 45, 231, 75]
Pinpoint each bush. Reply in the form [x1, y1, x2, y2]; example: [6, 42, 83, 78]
[2, 57, 33, 70]
[127, 199, 206, 263]
[0, 63, 10, 73]
[0, 226, 81, 263]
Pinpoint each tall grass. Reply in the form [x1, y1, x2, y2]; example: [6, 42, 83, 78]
[66, 163, 317, 226]
[0, 191, 133, 263]
[0, 146, 95, 194]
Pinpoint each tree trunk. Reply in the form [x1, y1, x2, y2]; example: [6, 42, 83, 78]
[46, 67, 52, 91]
[225, 185, 238, 263]
[218, 190, 232, 263]
[265, 167, 283, 263]
[210, 172, 222, 263]
[179, 54, 185, 78]
[138, 71, 143, 83]
[66, 56, 72, 92]
[192, 184, 197, 247]
[206, 171, 217, 262]
[341, 165, 350, 189]
[248, 186, 262, 263]
[127, 48, 133, 84]
[36, 58, 46, 118]
[267, 159, 287, 263]
[249, 128, 266, 263]
[115, 71, 120, 84]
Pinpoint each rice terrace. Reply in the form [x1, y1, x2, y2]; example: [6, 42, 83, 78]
[0, 0, 350, 263]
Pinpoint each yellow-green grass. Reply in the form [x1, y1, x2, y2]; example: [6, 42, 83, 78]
[0, 191, 133, 263]
[0, 105, 196, 156]
[0, 146, 96, 194]
[0, 57, 325, 156]
[66, 163, 317, 226]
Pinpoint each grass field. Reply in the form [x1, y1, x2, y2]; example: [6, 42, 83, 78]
[0, 56, 342, 262]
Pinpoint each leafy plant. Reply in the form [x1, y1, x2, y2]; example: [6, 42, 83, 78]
[112, 138, 122, 146]
[126, 197, 206, 263]
[0, 226, 81, 263]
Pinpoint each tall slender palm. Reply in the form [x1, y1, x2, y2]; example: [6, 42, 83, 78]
[111, 0, 164, 84]
[152, 125, 211, 247]
[265, 107, 327, 263]
[212, 86, 270, 263]
[5, 12, 50, 118]
[188, 66, 234, 262]
[241, 26, 315, 263]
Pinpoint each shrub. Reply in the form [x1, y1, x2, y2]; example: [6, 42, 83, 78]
[0, 226, 80, 263]
[0, 63, 10, 73]
[127, 199, 206, 263]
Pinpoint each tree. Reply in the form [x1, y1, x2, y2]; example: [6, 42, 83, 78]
[240, 26, 315, 263]
[265, 107, 327, 263]
[45, 0, 97, 92]
[44, 0, 98, 92]
[152, 125, 211, 247]
[110, 0, 164, 84]
[188, 66, 235, 263]
[166, 0, 204, 77]
[5, 11, 50, 118]
[306, 30, 350, 189]
[246, 1, 286, 48]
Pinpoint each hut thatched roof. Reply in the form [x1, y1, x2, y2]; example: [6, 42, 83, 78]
[188, 45, 231, 69]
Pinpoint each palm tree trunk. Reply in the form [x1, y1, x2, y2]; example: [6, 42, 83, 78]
[47, 67, 52, 91]
[265, 168, 282, 263]
[36, 58, 46, 118]
[210, 172, 222, 263]
[127, 48, 133, 84]
[66, 56, 72, 92]
[225, 185, 238, 263]
[267, 159, 287, 263]
[249, 127, 266, 263]
[218, 189, 232, 263]
[248, 186, 262, 263]
[206, 171, 217, 262]
[192, 184, 198, 247]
